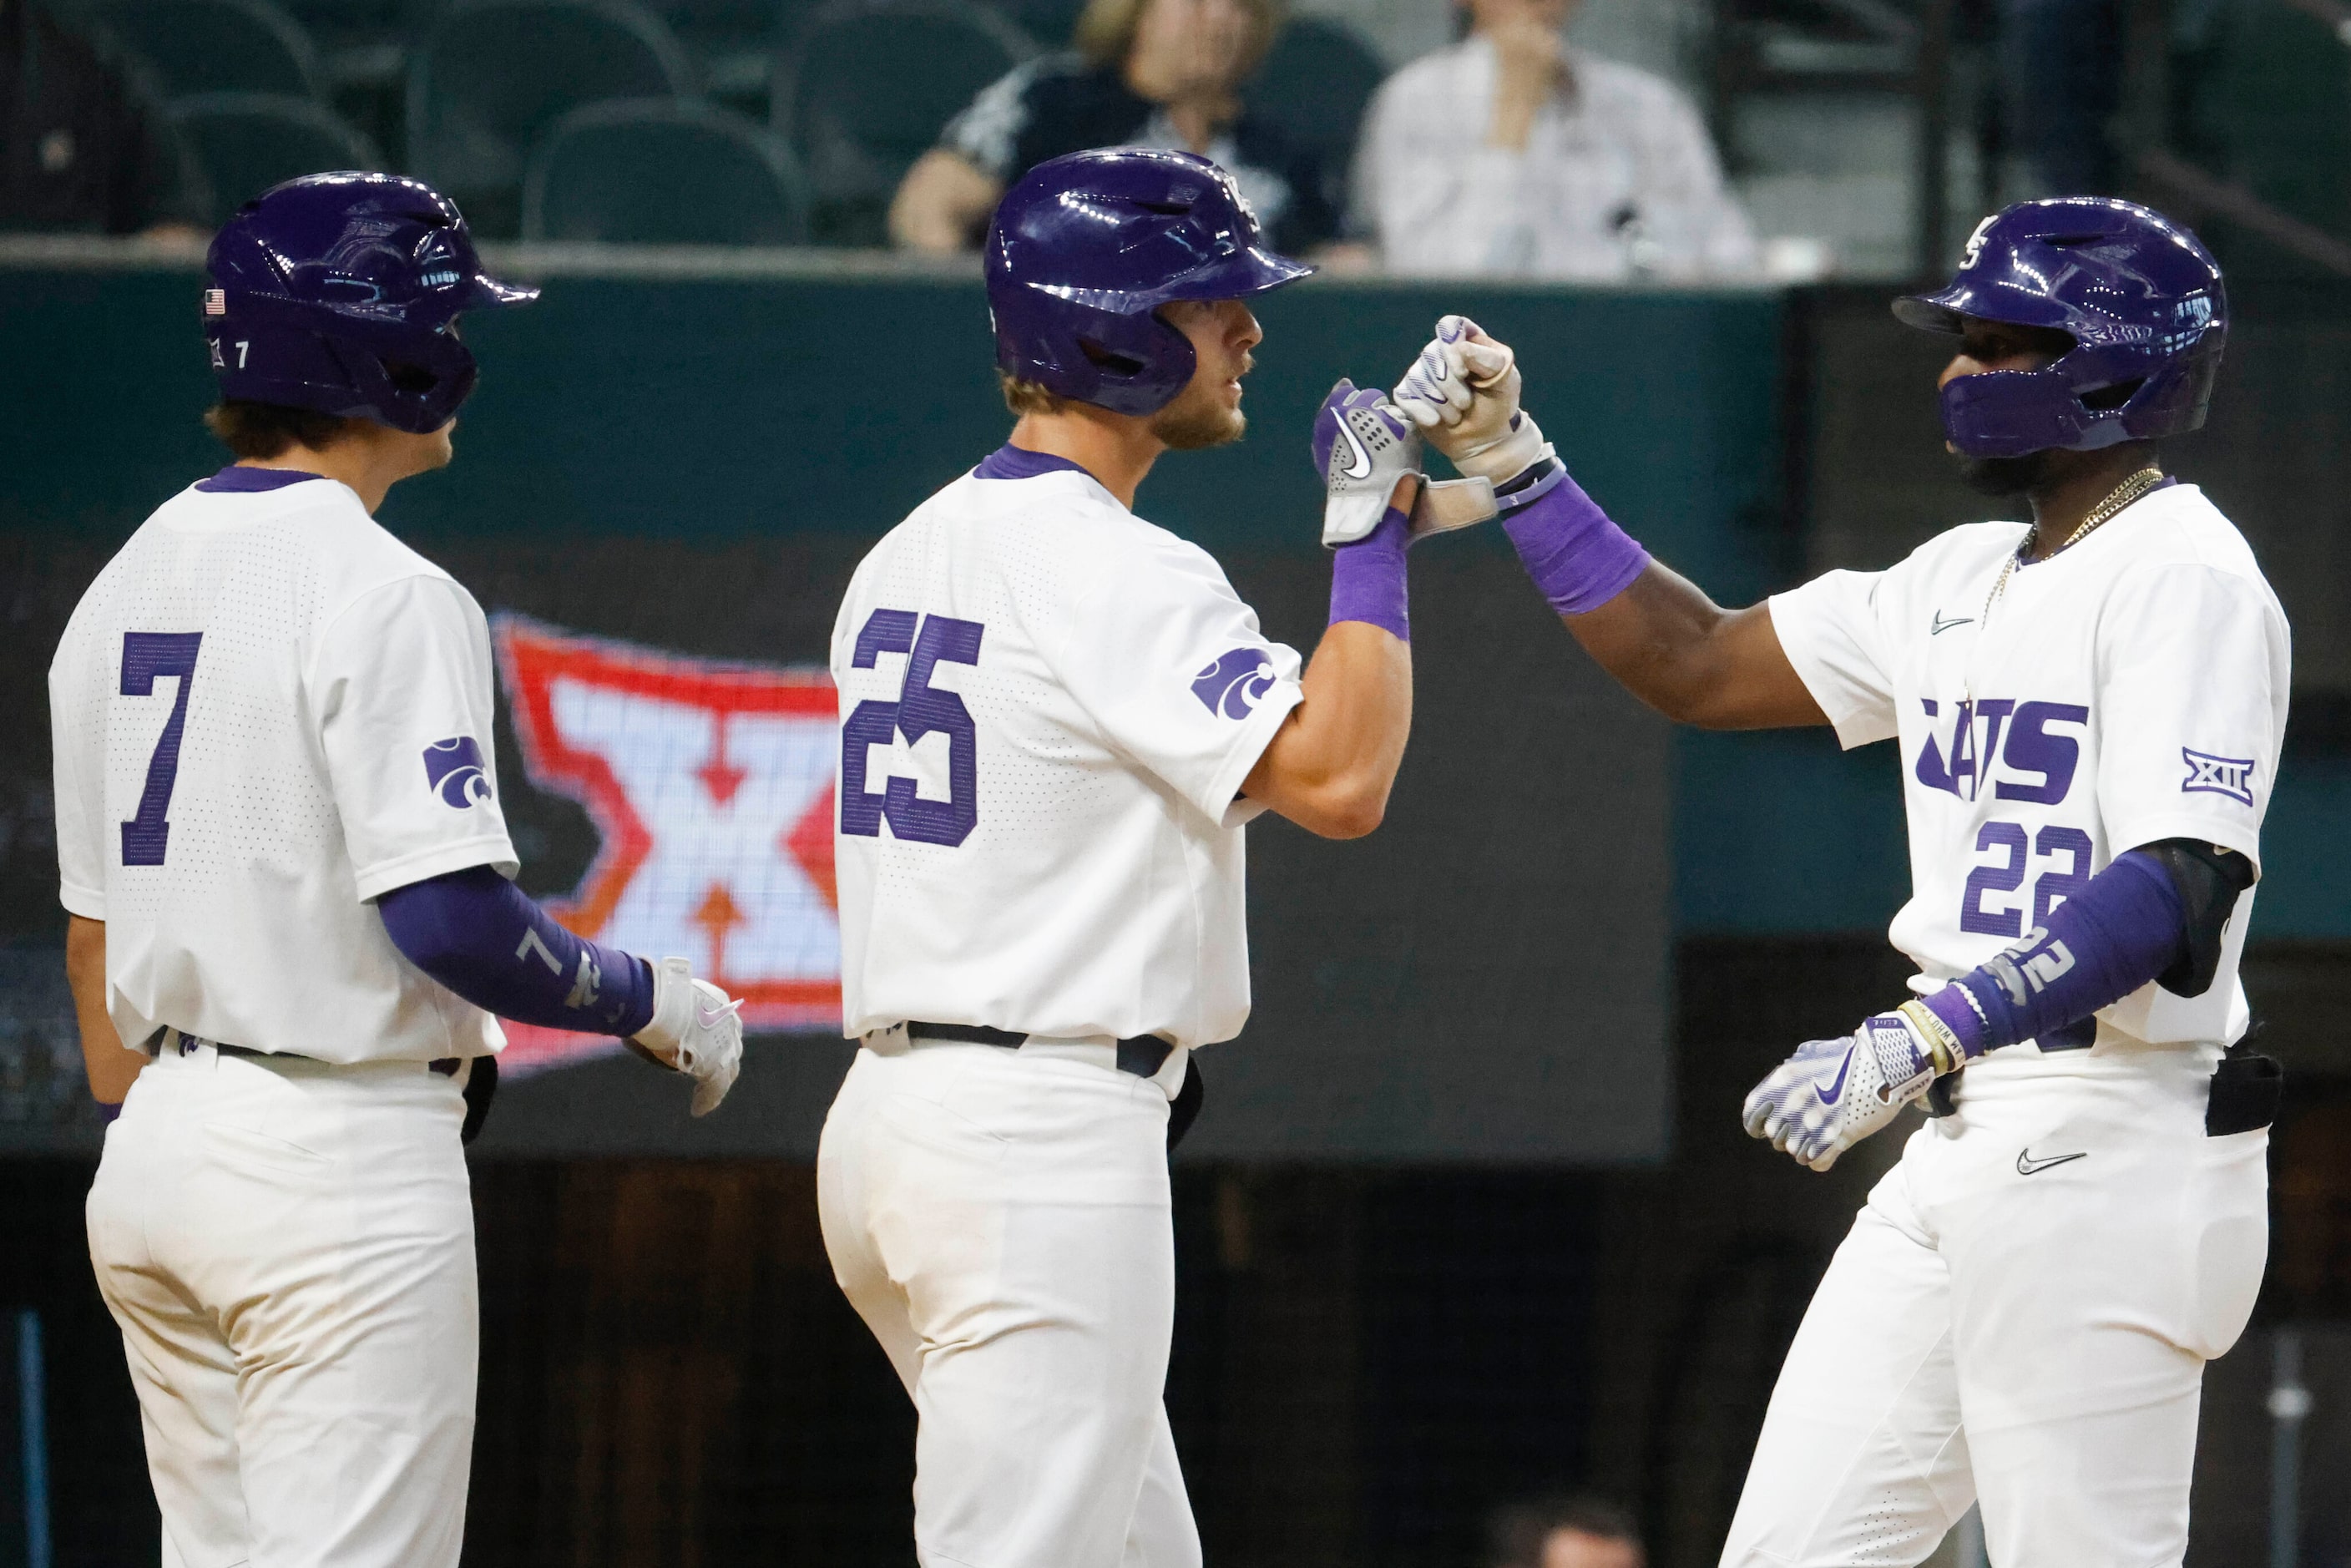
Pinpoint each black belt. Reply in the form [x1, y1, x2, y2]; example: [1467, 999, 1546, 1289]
[175, 1034, 463, 1078]
[162, 1030, 498, 1143]
[905, 1021, 1175, 1080]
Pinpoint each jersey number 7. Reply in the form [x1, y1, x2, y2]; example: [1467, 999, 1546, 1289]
[840, 609, 983, 848]
[119, 632, 204, 867]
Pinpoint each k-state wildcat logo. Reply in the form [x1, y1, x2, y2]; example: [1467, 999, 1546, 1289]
[422, 736, 493, 807]
[1191, 647, 1277, 720]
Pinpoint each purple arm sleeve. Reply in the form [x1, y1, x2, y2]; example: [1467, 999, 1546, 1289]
[1501, 467, 1653, 617]
[377, 864, 656, 1037]
[1327, 504, 1410, 642]
[1920, 848, 2188, 1058]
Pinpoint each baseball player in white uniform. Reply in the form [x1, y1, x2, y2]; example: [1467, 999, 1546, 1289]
[52, 174, 741, 1567]
[1387, 198, 2283, 1565]
[821, 148, 1484, 1566]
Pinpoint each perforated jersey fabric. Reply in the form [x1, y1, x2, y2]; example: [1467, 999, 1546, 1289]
[1768, 483, 2288, 1055]
[830, 458, 1302, 1050]
[49, 473, 518, 1062]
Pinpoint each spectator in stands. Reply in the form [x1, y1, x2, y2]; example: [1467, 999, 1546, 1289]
[1352, 0, 1755, 279]
[0, 0, 209, 236]
[889, 0, 1341, 255]
[1489, 1494, 1646, 1568]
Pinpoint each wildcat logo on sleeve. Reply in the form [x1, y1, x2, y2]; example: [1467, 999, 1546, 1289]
[1191, 648, 1277, 720]
[423, 736, 494, 807]
[2182, 747, 2256, 807]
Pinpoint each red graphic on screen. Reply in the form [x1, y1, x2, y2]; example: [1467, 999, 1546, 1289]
[493, 616, 840, 1074]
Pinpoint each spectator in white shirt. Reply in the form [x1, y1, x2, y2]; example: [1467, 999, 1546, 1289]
[1352, 0, 1757, 280]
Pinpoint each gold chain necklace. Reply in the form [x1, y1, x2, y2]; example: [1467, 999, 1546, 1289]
[1978, 464, 2166, 628]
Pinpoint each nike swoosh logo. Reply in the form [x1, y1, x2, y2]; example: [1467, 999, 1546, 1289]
[697, 1002, 736, 1029]
[1812, 1052, 1853, 1105]
[1338, 421, 1374, 482]
[2016, 1148, 2088, 1175]
[1931, 613, 1974, 635]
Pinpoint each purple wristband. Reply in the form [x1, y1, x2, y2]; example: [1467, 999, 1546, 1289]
[1327, 504, 1410, 642]
[1501, 469, 1651, 617]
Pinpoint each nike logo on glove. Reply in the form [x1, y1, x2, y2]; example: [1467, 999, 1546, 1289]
[1930, 612, 1974, 635]
[1338, 422, 1374, 481]
[1812, 1052, 1853, 1105]
[2016, 1147, 2088, 1175]
[697, 999, 740, 1029]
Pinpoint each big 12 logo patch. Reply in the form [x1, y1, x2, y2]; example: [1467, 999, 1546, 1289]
[493, 615, 840, 1072]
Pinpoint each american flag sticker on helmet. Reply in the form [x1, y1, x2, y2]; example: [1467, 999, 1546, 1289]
[204, 289, 226, 316]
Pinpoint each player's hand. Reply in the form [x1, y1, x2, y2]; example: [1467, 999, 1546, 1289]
[1741, 1009, 1941, 1171]
[1313, 379, 1423, 545]
[629, 956, 744, 1116]
[1393, 315, 1553, 486]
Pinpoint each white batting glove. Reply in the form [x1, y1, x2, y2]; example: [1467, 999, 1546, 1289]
[1393, 315, 1554, 486]
[1313, 378, 1422, 544]
[629, 956, 743, 1117]
[1741, 1005, 1945, 1171]
[1313, 377, 1498, 542]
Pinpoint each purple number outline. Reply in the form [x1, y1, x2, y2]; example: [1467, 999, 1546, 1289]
[119, 632, 203, 867]
[839, 609, 983, 847]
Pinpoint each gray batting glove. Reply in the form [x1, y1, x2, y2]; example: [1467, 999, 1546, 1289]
[629, 956, 743, 1116]
[1393, 315, 1554, 486]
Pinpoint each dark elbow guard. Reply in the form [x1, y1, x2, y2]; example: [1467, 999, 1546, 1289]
[2144, 839, 2255, 998]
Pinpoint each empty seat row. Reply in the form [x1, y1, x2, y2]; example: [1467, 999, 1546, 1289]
[61, 0, 1384, 246]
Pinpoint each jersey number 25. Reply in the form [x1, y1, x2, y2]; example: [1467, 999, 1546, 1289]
[840, 609, 983, 848]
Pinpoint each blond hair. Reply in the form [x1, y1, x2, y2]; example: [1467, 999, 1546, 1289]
[1071, 0, 1284, 76]
[999, 371, 1069, 417]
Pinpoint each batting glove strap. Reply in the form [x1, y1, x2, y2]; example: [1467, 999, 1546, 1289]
[1895, 999, 1966, 1076]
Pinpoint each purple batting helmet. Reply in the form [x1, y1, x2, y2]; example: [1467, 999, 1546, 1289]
[1894, 196, 2227, 458]
[203, 172, 538, 434]
[983, 149, 1312, 417]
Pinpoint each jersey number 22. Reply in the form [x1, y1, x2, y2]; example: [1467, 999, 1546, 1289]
[841, 609, 982, 847]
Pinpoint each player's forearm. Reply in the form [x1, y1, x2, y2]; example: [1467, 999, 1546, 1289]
[1916, 842, 2247, 1060]
[65, 914, 142, 1104]
[377, 865, 657, 1036]
[1244, 621, 1413, 839]
[1565, 565, 1826, 729]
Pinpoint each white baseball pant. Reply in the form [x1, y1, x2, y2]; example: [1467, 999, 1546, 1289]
[85, 1039, 478, 1568]
[817, 1031, 1201, 1568]
[1719, 1043, 2268, 1568]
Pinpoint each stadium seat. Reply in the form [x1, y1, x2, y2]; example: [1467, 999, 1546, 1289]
[772, 0, 1034, 245]
[169, 92, 384, 223]
[523, 98, 809, 244]
[407, 0, 695, 235]
[273, 0, 429, 90]
[76, 0, 321, 100]
[1246, 15, 1385, 178]
[648, 0, 807, 100]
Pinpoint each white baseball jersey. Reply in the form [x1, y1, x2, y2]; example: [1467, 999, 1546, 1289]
[1771, 483, 2288, 1051]
[49, 469, 518, 1063]
[831, 448, 1304, 1050]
